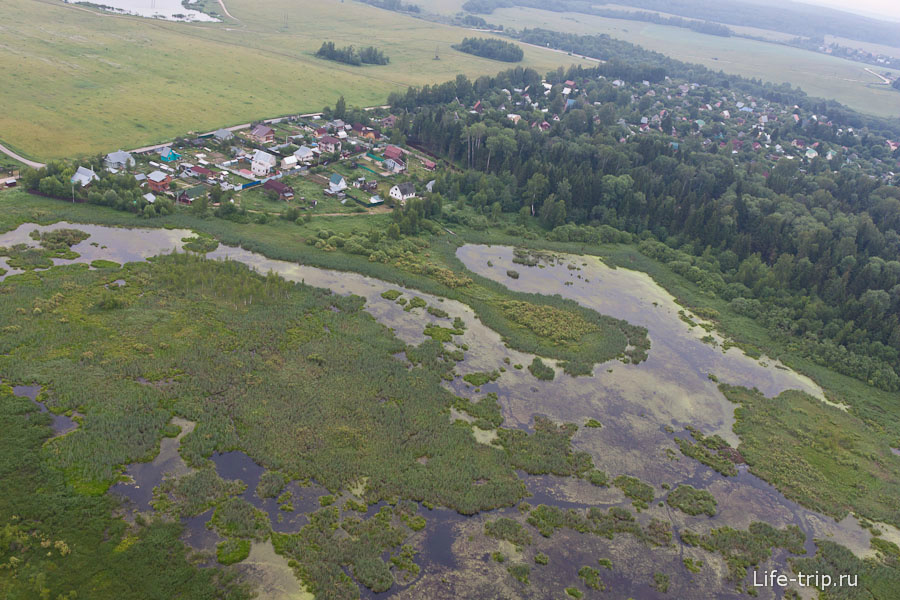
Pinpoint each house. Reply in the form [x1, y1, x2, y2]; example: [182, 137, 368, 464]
[363, 129, 381, 141]
[188, 166, 214, 179]
[384, 158, 406, 173]
[213, 128, 234, 142]
[263, 179, 295, 200]
[251, 150, 277, 177]
[328, 173, 347, 193]
[389, 182, 416, 203]
[422, 159, 436, 171]
[318, 135, 341, 154]
[159, 147, 180, 163]
[147, 170, 172, 193]
[104, 150, 135, 172]
[383, 145, 403, 161]
[381, 115, 398, 128]
[281, 155, 298, 170]
[134, 173, 147, 184]
[294, 146, 315, 163]
[177, 185, 207, 204]
[250, 124, 275, 144]
[142, 193, 156, 204]
[70, 166, 99, 188]
[473, 100, 483, 114]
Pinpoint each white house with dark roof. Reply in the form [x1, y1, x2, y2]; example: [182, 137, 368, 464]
[251, 150, 277, 177]
[328, 173, 347, 193]
[389, 182, 415, 203]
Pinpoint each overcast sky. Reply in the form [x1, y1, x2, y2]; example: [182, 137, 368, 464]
[796, 0, 900, 21]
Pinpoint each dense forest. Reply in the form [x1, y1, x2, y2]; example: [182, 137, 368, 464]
[315, 41, 390, 65]
[461, 0, 900, 48]
[453, 37, 524, 62]
[386, 62, 900, 393]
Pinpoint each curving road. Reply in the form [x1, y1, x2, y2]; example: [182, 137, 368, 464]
[0, 142, 45, 169]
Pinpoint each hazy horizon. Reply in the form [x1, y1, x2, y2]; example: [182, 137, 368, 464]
[793, 0, 900, 22]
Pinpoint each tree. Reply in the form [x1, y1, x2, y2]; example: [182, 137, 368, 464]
[334, 96, 347, 120]
[525, 173, 549, 216]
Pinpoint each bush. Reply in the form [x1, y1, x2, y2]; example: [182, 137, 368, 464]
[216, 538, 251, 565]
[528, 357, 555, 381]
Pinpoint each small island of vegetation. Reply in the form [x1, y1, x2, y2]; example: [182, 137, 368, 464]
[453, 37, 523, 62]
[315, 41, 390, 66]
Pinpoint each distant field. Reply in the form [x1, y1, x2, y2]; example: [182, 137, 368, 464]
[0, 0, 585, 161]
[417, 1, 900, 118]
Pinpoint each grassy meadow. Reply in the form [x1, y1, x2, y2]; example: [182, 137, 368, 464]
[416, 1, 900, 118]
[0, 0, 586, 161]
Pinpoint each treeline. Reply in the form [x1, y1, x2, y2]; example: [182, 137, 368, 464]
[600, 10, 732, 37]
[462, 0, 900, 48]
[315, 42, 390, 66]
[357, 0, 420, 12]
[453, 37, 523, 62]
[387, 68, 900, 391]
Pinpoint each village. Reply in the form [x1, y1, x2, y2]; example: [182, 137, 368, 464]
[59, 111, 439, 218]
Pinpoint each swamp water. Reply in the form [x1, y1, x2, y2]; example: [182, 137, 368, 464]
[0, 223, 883, 598]
[64, 0, 218, 22]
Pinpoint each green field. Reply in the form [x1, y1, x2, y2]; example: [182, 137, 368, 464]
[0, 0, 586, 161]
[416, 1, 900, 118]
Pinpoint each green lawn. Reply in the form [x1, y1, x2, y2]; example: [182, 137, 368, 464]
[0, 0, 586, 162]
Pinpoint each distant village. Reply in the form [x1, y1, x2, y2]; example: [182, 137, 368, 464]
[465, 73, 900, 182]
[57, 111, 439, 216]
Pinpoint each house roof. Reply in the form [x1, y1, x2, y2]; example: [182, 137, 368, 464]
[142, 193, 156, 204]
[213, 128, 234, 140]
[71, 166, 99, 186]
[179, 185, 207, 199]
[329, 173, 345, 185]
[252, 150, 276, 166]
[106, 150, 133, 165]
[383, 145, 403, 160]
[294, 145, 314, 157]
[191, 166, 213, 176]
[148, 170, 169, 183]
[251, 124, 274, 138]
[319, 135, 340, 145]
[264, 180, 293, 194]
[395, 182, 415, 196]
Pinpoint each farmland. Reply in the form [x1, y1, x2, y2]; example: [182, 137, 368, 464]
[0, 0, 584, 162]
[416, 1, 900, 118]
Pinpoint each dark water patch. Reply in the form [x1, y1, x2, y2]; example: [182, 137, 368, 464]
[419, 508, 464, 572]
[111, 456, 172, 510]
[12, 384, 78, 435]
[12, 385, 41, 401]
[181, 508, 222, 557]
[211, 451, 329, 534]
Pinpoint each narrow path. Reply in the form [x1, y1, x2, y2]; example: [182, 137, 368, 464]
[864, 67, 891, 85]
[217, 0, 238, 21]
[0, 142, 45, 169]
